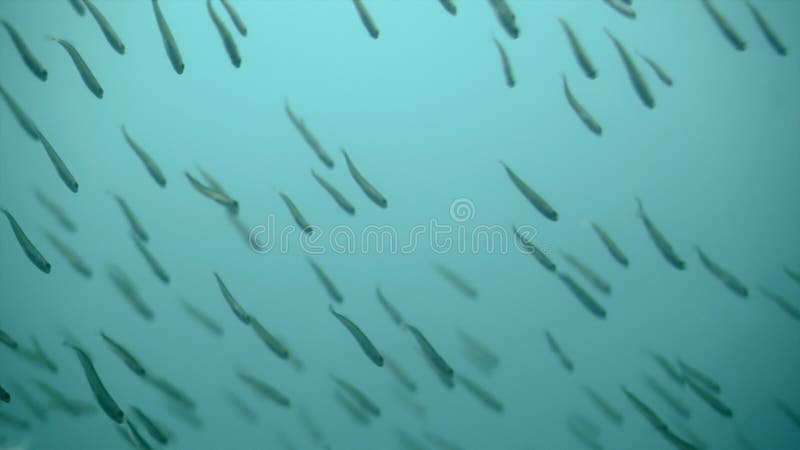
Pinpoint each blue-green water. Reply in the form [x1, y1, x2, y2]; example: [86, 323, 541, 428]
[1, 1, 799, 449]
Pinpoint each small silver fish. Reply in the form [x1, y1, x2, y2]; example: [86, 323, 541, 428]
[2, 208, 51, 273]
[207, 0, 241, 67]
[493, 37, 515, 87]
[605, 29, 654, 108]
[0, 19, 48, 80]
[214, 272, 251, 324]
[500, 162, 558, 221]
[37, 130, 80, 193]
[48, 36, 104, 98]
[561, 74, 602, 136]
[101, 332, 147, 377]
[121, 126, 167, 187]
[65, 342, 124, 423]
[329, 305, 384, 367]
[559, 19, 597, 79]
[152, 0, 185, 74]
[221, 0, 247, 36]
[353, 0, 379, 39]
[83, 0, 125, 54]
[342, 148, 387, 208]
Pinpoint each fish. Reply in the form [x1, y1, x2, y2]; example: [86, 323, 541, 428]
[736, 432, 760, 450]
[335, 391, 372, 425]
[0, 411, 30, 430]
[500, 161, 558, 221]
[297, 407, 324, 443]
[584, 387, 624, 424]
[353, 0, 379, 39]
[643, 374, 691, 419]
[558, 19, 597, 79]
[695, 246, 748, 298]
[226, 391, 258, 424]
[207, 0, 241, 67]
[648, 351, 686, 386]
[455, 374, 504, 413]
[68, 0, 86, 16]
[276, 432, 300, 450]
[605, 29, 654, 108]
[107, 265, 155, 320]
[458, 329, 500, 374]
[132, 234, 170, 284]
[376, 285, 405, 326]
[144, 374, 196, 410]
[48, 36, 104, 98]
[237, 371, 291, 408]
[279, 192, 313, 235]
[513, 225, 557, 272]
[285, 101, 334, 168]
[330, 374, 381, 417]
[83, 0, 125, 54]
[0, 19, 48, 80]
[488, 0, 519, 39]
[757, 285, 800, 320]
[42, 231, 91, 277]
[126, 419, 153, 450]
[747, 2, 787, 55]
[636, 198, 685, 270]
[130, 406, 169, 445]
[677, 359, 721, 394]
[433, 263, 478, 299]
[0, 83, 40, 140]
[311, 170, 354, 214]
[152, 0, 185, 74]
[214, 272, 251, 325]
[670, 422, 707, 450]
[602, 0, 636, 19]
[101, 332, 147, 377]
[638, 52, 673, 87]
[221, 0, 247, 36]
[64, 342, 125, 423]
[10, 383, 47, 422]
[557, 272, 607, 318]
[165, 401, 203, 429]
[342, 148, 388, 208]
[622, 386, 668, 432]
[307, 258, 343, 303]
[2, 208, 51, 273]
[0, 385, 8, 403]
[775, 400, 800, 429]
[544, 331, 574, 372]
[0, 328, 18, 349]
[35, 190, 77, 232]
[566, 414, 601, 444]
[408, 324, 454, 380]
[395, 388, 427, 418]
[109, 193, 149, 242]
[685, 376, 733, 418]
[566, 420, 603, 450]
[662, 428, 699, 450]
[185, 172, 239, 214]
[29, 337, 58, 373]
[561, 74, 602, 136]
[121, 126, 167, 187]
[32, 379, 93, 416]
[493, 37, 515, 87]
[700, 0, 746, 51]
[182, 300, 224, 336]
[250, 316, 290, 360]
[784, 266, 800, 286]
[423, 430, 462, 450]
[37, 130, 80, 193]
[384, 355, 418, 392]
[438, 0, 457, 16]
[329, 305, 384, 367]
[560, 251, 611, 294]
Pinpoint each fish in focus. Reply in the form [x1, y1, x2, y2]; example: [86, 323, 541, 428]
[695, 246, 748, 298]
[83, 0, 126, 54]
[700, 0, 747, 51]
[605, 28, 654, 108]
[152, 0, 185, 74]
[132, 234, 170, 284]
[602, 0, 636, 19]
[214, 272, 251, 325]
[2, 208, 51, 273]
[121, 126, 167, 187]
[207, 0, 241, 67]
[493, 37, 515, 87]
[342, 148, 388, 208]
[513, 225, 557, 272]
[249, 316, 290, 360]
[279, 192, 314, 235]
[636, 198, 685, 270]
[0, 19, 48, 80]
[329, 305, 384, 367]
[500, 161, 558, 221]
[285, 101, 334, 168]
[561, 74, 602, 136]
[185, 171, 239, 214]
[48, 36, 104, 98]
[64, 342, 125, 423]
[101, 332, 147, 377]
[311, 170, 355, 214]
[407, 324, 454, 383]
[36, 130, 80, 193]
[638, 52, 674, 87]
[109, 192, 149, 242]
[455, 374, 504, 413]
[558, 19, 597, 79]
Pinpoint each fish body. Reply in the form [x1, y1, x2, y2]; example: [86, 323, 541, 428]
[353, 0, 379, 38]
[342, 148, 387, 208]
[107, 265, 154, 320]
[638, 53, 674, 87]
[132, 234, 170, 284]
[329, 305, 384, 367]
[130, 406, 169, 445]
[37, 130, 80, 193]
[747, 2, 787, 55]
[65, 343, 125, 423]
[237, 371, 291, 407]
[185, 172, 239, 214]
[110, 193, 148, 242]
[2, 209, 51, 273]
[456, 374, 504, 413]
[493, 38, 515, 87]
[221, 0, 247, 36]
[488, 0, 519, 39]
[561, 74, 602, 136]
[182, 301, 224, 335]
[49, 36, 104, 98]
[408, 325, 454, 380]
[0, 19, 48, 80]
[700, 0, 746, 51]
[376, 285, 405, 326]
[0, 83, 40, 140]
[83, 0, 125, 54]
[35, 190, 77, 232]
[557, 272, 607, 318]
[101, 332, 147, 377]
[561, 251, 611, 294]
[500, 162, 558, 221]
[433, 263, 478, 299]
[331, 374, 381, 417]
[152, 0, 185, 74]
[214, 272, 251, 324]
[279, 192, 313, 235]
[311, 170, 354, 214]
[605, 29, 654, 108]
[559, 19, 597, 79]
[695, 246, 748, 298]
[545, 331, 574, 372]
[285, 102, 334, 168]
[121, 126, 167, 187]
[308, 258, 343, 303]
[250, 317, 290, 360]
[636, 198, 685, 270]
[207, 0, 241, 67]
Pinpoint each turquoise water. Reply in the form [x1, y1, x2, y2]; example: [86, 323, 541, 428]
[1, 1, 799, 449]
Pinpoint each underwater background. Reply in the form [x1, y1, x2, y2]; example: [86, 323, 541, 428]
[1, 0, 799, 449]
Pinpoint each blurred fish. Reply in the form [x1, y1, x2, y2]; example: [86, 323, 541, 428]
[584, 387, 623, 425]
[279, 192, 314, 235]
[677, 359, 721, 394]
[747, 2, 787, 55]
[108, 265, 154, 320]
[83, 0, 125, 54]
[165, 401, 203, 429]
[622, 386, 668, 432]
[458, 329, 499, 375]
[208, 0, 241, 67]
[545, 331, 574, 373]
[493, 37, 515, 87]
[101, 332, 147, 377]
[182, 300, 224, 336]
[700, 0, 746, 51]
[757, 285, 800, 320]
[561, 251, 611, 294]
[784, 266, 800, 286]
[297, 407, 324, 444]
[109, 193, 149, 242]
[152, 0, 185, 74]
[433, 263, 478, 299]
[408, 324, 454, 382]
[566, 415, 603, 450]
[237, 371, 291, 408]
[342, 148, 388, 208]
[643, 374, 691, 419]
[559, 19, 597, 79]
[329, 305, 384, 367]
[736, 432, 760, 450]
[423, 430, 462, 450]
[695, 246, 748, 298]
[43, 232, 90, 278]
[557, 272, 607, 318]
[130, 406, 169, 445]
[384, 355, 418, 392]
[221, 0, 247, 36]
[638, 52, 673, 87]
[500, 161, 558, 221]
[126, 418, 153, 450]
[311, 169, 354, 214]
[685, 376, 733, 418]
[10, 383, 47, 421]
[48, 36, 104, 98]
[0, 83, 40, 140]
[68, 0, 86, 16]
[561, 74, 602, 136]
[285, 101, 334, 168]
[395, 388, 427, 418]
[185, 172, 239, 214]
[308, 258, 343, 302]
[488, 0, 519, 39]
[775, 400, 800, 429]
[456, 374, 504, 413]
[330, 374, 381, 417]
[226, 391, 258, 424]
[662, 428, 699, 450]
[376, 285, 405, 327]
[145, 374, 196, 410]
[1, 209, 51, 273]
[602, 0, 636, 19]
[353, 0, 379, 38]
[121, 126, 167, 187]
[0, 411, 30, 430]
[513, 226, 557, 272]
[636, 198, 685, 270]
[648, 351, 686, 387]
[132, 233, 170, 284]
[566, 413, 601, 443]
[605, 29, 654, 108]
[396, 429, 431, 450]
[33, 379, 93, 416]
[0, 19, 48, 80]
[437, 0, 457, 16]
[0, 385, 8, 403]
[115, 424, 137, 449]
[335, 391, 371, 425]
[670, 421, 708, 450]
[64, 342, 124, 423]
[0, 328, 18, 349]
[250, 316, 289, 360]
[35, 190, 77, 232]
[276, 432, 300, 450]
[214, 272, 251, 324]
[36, 130, 80, 193]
